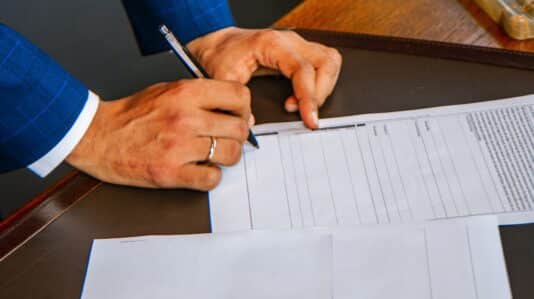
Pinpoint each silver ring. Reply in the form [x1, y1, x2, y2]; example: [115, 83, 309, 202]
[207, 136, 217, 162]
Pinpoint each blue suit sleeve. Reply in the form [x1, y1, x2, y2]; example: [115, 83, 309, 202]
[121, 0, 235, 55]
[0, 24, 89, 173]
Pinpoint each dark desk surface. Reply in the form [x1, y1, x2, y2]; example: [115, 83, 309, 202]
[1, 30, 534, 298]
[2, 1, 534, 297]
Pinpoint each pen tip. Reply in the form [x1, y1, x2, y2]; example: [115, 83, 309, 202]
[248, 130, 259, 149]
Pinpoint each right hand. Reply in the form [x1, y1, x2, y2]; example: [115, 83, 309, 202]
[66, 79, 253, 191]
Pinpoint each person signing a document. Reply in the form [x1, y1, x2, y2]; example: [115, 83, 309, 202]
[0, 0, 341, 190]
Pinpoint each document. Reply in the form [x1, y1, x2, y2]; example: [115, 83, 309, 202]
[81, 231, 333, 299]
[81, 217, 510, 299]
[210, 94, 534, 231]
[330, 216, 510, 299]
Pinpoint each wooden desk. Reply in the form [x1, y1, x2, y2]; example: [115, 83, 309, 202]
[275, 0, 534, 52]
[4, 0, 533, 252]
[1, 1, 534, 298]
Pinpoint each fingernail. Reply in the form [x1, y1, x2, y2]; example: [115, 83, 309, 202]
[285, 102, 298, 113]
[311, 111, 319, 127]
[248, 114, 256, 127]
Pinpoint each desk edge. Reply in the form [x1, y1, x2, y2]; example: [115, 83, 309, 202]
[0, 172, 101, 259]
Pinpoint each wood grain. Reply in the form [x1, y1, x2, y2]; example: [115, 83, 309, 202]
[473, 0, 534, 40]
[275, 0, 534, 52]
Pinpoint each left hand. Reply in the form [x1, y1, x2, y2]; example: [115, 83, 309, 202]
[187, 27, 342, 129]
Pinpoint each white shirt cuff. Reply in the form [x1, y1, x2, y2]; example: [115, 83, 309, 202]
[28, 91, 100, 177]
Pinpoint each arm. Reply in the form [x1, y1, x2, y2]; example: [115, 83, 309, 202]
[122, 0, 342, 129]
[121, 0, 235, 55]
[0, 23, 251, 190]
[0, 23, 97, 176]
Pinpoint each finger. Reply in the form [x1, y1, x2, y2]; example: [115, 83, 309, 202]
[305, 43, 342, 106]
[185, 79, 252, 119]
[254, 31, 321, 127]
[255, 35, 316, 98]
[315, 63, 340, 107]
[179, 163, 222, 191]
[260, 48, 319, 128]
[193, 137, 243, 166]
[212, 59, 257, 84]
[262, 48, 317, 106]
[284, 96, 299, 113]
[197, 110, 251, 142]
[292, 65, 319, 129]
[298, 97, 319, 129]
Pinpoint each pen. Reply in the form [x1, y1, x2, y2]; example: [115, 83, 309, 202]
[158, 24, 259, 149]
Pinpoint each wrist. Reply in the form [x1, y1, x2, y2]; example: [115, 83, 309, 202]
[65, 99, 115, 178]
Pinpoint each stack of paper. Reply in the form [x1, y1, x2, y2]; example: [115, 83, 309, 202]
[81, 216, 511, 299]
[81, 231, 333, 299]
[82, 96, 529, 298]
[210, 95, 534, 231]
[330, 217, 510, 299]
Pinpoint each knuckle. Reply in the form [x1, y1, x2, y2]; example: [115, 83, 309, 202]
[286, 30, 300, 39]
[213, 69, 234, 81]
[167, 80, 197, 99]
[177, 170, 196, 189]
[258, 29, 284, 45]
[216, 68, 248, 84]
[327, 48, 342, 65]
[147, 161, 171, 188]
[168, 80, 188, 95]
[169, 115, 188, 130]
[146, 82, 168, 93]
[169, 113, 198, 132]
[234, 83, 251, 102]
[236, 120, 249, 141]
[199, 116, 214, 133]
[300, 61, 314, 72]
[158, 134, 179, 151]
[226, 141, 243, 165]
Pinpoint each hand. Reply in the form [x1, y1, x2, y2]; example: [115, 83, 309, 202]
[66, 79, 253, 190]
[188, 27, 342, 129]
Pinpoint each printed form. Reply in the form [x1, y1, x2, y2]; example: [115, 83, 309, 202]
[81, 231, 333, 299]
[210, 94, 534, 232]
[330, 216, 510, 299]
[80, 217, 510, 299]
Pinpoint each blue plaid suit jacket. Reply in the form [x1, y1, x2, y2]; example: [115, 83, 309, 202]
[0, 0, 235, 173]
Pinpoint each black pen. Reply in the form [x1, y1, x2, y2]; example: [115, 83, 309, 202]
[158, 24, 259, 149]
